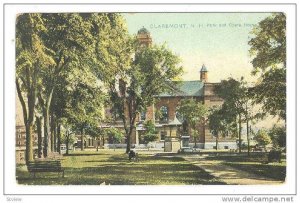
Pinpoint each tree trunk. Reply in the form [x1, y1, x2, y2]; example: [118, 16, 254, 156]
[247, 121, 250, 157]
[126, 116, 137, 153]
[66, 141, 69, 155]
[54, 127, 57, 152]
[53, 120, 57, 152]
[57, 124, 61, 154]
[126, 130, 131, 153]
[123, 113, 131, 153]
[50, 115, 55, 152]
[66, 131, 69, 155]
[216, 134, 219, 151]
[39, 88, 54, 158]
[16, 79, 36, 164]
[81, 127, 85, 151]
[127, 111, 138, 153]
[238, 114, 242, 153]
[25, 123, 34, 163]
[43, 108, 50, 157]
[96, 138, 99, 152]
[36, 116, 43, 158]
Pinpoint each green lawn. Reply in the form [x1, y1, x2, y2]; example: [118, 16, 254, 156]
[16, 150, 225, 185]
[204, 153, 286, 181]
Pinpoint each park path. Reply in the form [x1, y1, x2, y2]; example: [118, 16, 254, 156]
[183, 156, 284, 185]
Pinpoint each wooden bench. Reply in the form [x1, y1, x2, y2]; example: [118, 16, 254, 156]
[27, 160, 64, 178]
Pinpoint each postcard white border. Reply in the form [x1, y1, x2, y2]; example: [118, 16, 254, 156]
[2, 2, 297, 196]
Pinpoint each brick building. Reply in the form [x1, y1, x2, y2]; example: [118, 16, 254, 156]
[15, 27, 237, 154]
[102, 28, 237, 150]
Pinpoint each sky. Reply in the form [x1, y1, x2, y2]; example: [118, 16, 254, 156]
[123, 13, 271, 83]
[123, 13, 283, 130]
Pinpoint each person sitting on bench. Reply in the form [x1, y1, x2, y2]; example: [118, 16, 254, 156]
[128, 149, 138, 161]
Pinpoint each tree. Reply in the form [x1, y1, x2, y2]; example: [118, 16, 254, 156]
[16, 13, 102, 158]
[108, 42, 183, 153]
[214, 78, 248, 153]
[37, 13, 95, 157]
[81, 13, 133, 153]
[177, 98, 207, 148]
[143, 120, 158, 145]
[16, 13, 136, 159]
[16, 14, 55, 163]
[107, 128, 123, 150]
[254, 129, 272, 151]
[208, 106, 238, 150]
[269, 125, 286, 149]
[66, 79, 103, 151]
[50, 73, 69, 154]
[61, 125, 76, 155]
[44, 13, 122, 154]
[85, 125, 101, 151]
[35, 115, 43, 158]
[208, 107, 225, 150]
[249, 68, 286, 120]
[249, 13, 286, 121]
[243, 91, 265, 156]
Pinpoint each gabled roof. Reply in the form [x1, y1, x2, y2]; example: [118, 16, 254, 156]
[158, 80, 204, 97]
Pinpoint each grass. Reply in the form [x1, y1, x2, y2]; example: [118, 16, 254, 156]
[204, 153, 286, 181]
[16, 150, 225, 185]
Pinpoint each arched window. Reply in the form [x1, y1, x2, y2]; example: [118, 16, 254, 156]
[160, 106, 168, 123]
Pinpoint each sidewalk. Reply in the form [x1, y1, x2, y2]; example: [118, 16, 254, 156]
[183, 156, 284, 185]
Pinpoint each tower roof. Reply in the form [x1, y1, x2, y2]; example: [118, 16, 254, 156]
[200, 64, 208, 72]
[137, 27, 150, 34]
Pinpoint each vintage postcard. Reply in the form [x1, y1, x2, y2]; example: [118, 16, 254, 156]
[1, 1, 298, 203]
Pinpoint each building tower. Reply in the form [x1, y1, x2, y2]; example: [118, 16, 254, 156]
[200, 64, 208, 82]
[137, 27, 152, 47]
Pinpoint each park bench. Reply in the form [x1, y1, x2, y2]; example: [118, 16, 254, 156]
[27, 160, 64, 178]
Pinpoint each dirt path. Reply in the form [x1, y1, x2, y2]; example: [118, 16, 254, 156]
[183, 156, 284, 185]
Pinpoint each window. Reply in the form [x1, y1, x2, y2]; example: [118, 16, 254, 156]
[160, 106, 168, 123]
[160, 131, 167, 141]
